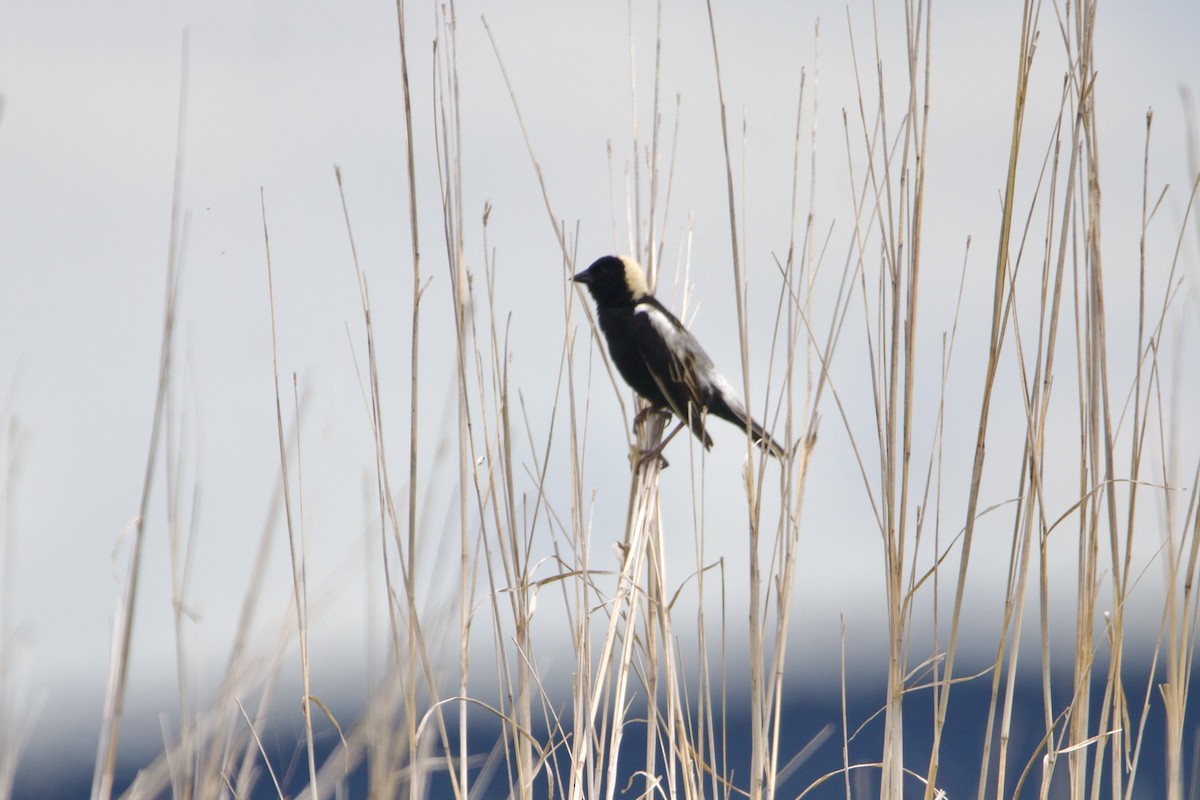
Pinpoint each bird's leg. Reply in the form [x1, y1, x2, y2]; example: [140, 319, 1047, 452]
[634, 419, 686, 470]
[631, 404, 668, 432]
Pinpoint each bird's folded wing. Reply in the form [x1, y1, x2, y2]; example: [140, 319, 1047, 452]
[632, 298, 711, 420]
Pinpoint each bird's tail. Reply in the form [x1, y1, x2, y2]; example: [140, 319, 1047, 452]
[746, 418, 787, 458]
[705, 396, 786, 457]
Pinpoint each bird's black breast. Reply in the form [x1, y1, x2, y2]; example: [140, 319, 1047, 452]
[596, 304, 670, 407]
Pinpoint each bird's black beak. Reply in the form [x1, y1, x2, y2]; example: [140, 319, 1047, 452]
[572, 270, 590, 284]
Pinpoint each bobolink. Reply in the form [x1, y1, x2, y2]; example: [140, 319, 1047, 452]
[573, 255, 785, 459]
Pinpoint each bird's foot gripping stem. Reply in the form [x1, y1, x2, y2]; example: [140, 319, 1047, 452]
[631, 419, 686, 472]
[631, 404, 670, 432]
[633, 444, 670, 471]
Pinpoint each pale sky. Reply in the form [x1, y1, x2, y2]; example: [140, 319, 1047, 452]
[1, 0, 1198, 779]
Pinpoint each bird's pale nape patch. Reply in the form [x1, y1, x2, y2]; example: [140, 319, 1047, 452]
[619, 256, 650, 299]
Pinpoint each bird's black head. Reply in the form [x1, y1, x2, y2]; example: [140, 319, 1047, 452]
[573, 255, 650, 308]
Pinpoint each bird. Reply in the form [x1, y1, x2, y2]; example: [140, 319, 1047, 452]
[572, 254, 785, 460]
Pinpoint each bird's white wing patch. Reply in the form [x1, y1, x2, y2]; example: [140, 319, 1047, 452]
[637, 302, 684, 345]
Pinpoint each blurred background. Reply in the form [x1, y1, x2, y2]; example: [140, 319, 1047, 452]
[1, 0, 1198, 797]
